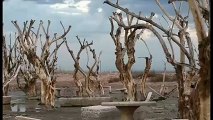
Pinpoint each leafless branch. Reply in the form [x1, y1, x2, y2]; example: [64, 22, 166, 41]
[50, 25, 71, 44]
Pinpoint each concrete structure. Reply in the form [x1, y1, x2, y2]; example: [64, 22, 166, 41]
[102, 101, 156, 120]
[81, 105, 120, 120]
[55, 88, 62, 98]
[15, 116, 41, 120]
[172, 119, 189, 120]
[59, 97, 112, 107]
[27, 96, 40, 100]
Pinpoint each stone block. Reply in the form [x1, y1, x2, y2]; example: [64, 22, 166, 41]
[55, 88, 63, 98]
[172, 119, 189, 120]
[15, 116, 41, 120]
[59, 97, 112, 107]
[81, 105, 120, 120]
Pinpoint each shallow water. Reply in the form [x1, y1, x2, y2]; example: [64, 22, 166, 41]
[4, 91, 43, 113]
[3, 97, 82, 120]
[3, 88, 179, 120]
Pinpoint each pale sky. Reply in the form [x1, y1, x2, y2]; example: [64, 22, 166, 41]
[3, 0, 198, 72]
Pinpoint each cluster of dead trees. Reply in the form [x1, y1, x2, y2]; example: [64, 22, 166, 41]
[3, 33, 22, 96]
[3, 20, 104, 107]
[104, 0, 209, 120]
[3, 20, 71, 107]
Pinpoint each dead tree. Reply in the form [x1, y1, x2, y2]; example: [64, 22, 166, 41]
[187, 0, 210, 120]
[156, 1, 209, 119]
[3, 34, 22, 96]
[65, 36, 104, 97]
[17, 56, 38, 97]
[106, 2, 155, 101]
[139, 55, 152, 100]
[86, 47, 104, 96]
[104, 0, 203, 119]
[12, 20, 71, 107]
[138, 39, 153, 100]
[14, 31, 39, 97]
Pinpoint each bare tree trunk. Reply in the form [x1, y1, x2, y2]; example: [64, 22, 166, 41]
[126, 80, 137, 101]
[190, 84, 200, 120]
[115, 48, 137, 101]
[187, 0, 210, 119]
[27, 80, 37, 97]
[175, 65, 186, 118]
[121, 70, 137, 101]
[40, 79, 55, 106]
[85, 77, 93, 97]
[17, 74, 37, 98]
[197, 36, 210, 120]
[160, 62, 166, 95]
[140, 56, 152, 100]
[75, 81, 83, 97]
[97, 81, 104, 95]
[3, 84, 9, 96]
[175, 65, 196, 119]
[40, 81, 46, 104]
[73, 70, 83, 97]
[141, 72, 149, 100]
[177, 30, 193, 119]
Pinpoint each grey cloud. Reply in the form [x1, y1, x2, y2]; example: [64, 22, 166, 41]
[22, 0, 64, 4]
[3, 0, 193, 71]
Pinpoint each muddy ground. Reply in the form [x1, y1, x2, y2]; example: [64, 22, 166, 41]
[3, 73, 180, 120]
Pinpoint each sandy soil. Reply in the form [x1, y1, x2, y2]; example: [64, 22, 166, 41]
[3, 73, 179, 120]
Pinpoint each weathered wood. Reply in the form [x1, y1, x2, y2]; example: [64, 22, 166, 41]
[188, 1, 210, 119]
[140, 55, 152, 99]
[12, 20, 71, 107]
[145, 92, 152, 102]
[3, 35, 22, 96]
[65, 37, 104, 97]
[17, 56, 38, 97]
[108, 8, 155, 101]
[147, 85, 165, 98]
[104, 0, 206, 119]
[159, 62, 167, 95]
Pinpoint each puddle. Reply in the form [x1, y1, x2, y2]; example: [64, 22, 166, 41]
[4, 92, 61, 113]
[3, 95, 43, 113]
[4, 102, 43, 113]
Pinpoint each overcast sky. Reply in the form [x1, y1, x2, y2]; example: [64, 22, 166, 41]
[3, 0, 198, 72]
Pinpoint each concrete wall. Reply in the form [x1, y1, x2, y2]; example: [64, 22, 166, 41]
[81, 105, 120, 120]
